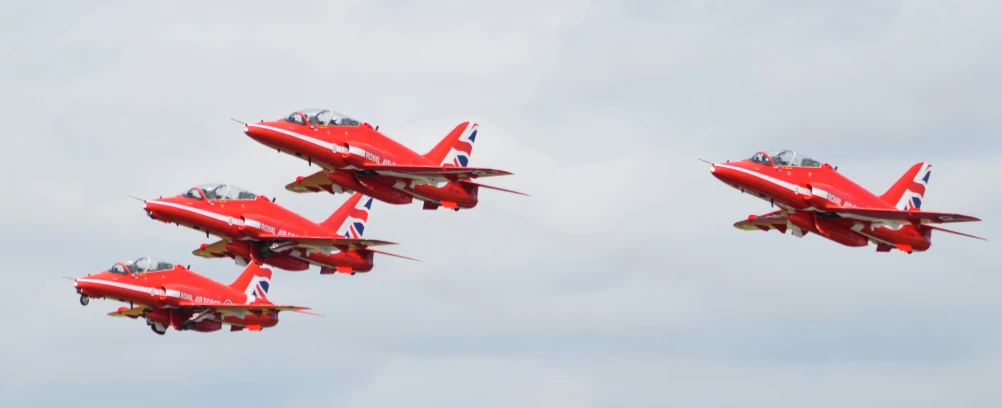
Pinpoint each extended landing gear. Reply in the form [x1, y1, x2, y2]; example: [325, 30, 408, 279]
[453, 208, 460, 212]
[79, 295, 90, 306]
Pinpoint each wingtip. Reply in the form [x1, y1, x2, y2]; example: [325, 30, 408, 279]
[371, 249, 420, 262]
[296, 309, 325, 317]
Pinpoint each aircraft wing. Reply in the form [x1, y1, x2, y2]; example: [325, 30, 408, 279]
[193, 240, 231, 258]
[178, 302, 322, 316]
[831, 208, 981, 224]
[256, 236, 398, 250]
[285, 170, 338, 194]
[361, 164, 512, 181]
[734, 211, 789, 233]
[284, 168, 519, 196]
[108, 306, 147, 317]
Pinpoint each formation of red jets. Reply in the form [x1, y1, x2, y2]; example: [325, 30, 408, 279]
[73, 111, 986, 336]
[73, 110, 525, 335]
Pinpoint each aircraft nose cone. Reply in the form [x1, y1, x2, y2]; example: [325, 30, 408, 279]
[709, 163, 726, 180]
[709, 163, 739, 185]
[74, 278, 96, 292]
[143, 200, 174, 223]
[244, 124, 271, 144]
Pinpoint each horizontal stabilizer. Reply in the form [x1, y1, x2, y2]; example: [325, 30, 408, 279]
[461, 181, 529, 196]
[925, 225, 987, 241]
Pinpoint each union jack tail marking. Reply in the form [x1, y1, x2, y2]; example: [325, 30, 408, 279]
[319, 192, 373, 238]
[423, 121, 477, 168]
[880, 162, 932, 211]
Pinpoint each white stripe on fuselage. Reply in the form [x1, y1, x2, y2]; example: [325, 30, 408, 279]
[148, 200, 237, 225]
[77, 279, 185, 302]
[77, 278, 159, 295]
[247, 123, 336, 150]
[715, 164, 804, 194]
[246, 124, 401, 169]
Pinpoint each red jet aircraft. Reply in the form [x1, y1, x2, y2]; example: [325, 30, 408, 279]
[240, 109, 526, 211]
[142, 184, 415, 275]
[708, 150, 985, 253]
[73, 258, 316, 335]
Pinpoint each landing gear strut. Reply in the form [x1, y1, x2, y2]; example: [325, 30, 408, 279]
[79, 295, 90, 306]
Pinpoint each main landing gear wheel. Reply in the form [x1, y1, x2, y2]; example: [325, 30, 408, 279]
[79, 295, 90, 306]
[150, 324, 167, 336]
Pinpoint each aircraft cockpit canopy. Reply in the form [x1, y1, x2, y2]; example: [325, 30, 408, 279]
[749, 150, 822, 168]
[109, 257, 174, 275]
[284, 109, 361, 127]
[182, 184, 258, 201]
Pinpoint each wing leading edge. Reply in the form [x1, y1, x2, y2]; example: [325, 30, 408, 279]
[829, 207, 980, 224]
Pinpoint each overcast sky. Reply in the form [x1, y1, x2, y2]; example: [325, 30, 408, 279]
[2, 1, 1001, 407]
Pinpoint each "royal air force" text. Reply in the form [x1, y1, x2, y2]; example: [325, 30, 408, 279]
[258, 222, 295, 237]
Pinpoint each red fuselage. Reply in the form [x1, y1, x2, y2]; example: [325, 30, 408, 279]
[710, 157, 931, 251]
[243, 118, 480, 208]
[74, 265, 278, 332]
[143, 192, 375, 272]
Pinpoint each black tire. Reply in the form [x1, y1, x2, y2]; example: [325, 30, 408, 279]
[79, 295, 90, 306]
[150, 324, 167, 336]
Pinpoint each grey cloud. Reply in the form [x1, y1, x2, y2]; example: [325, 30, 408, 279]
[2, 0, 1002, 407]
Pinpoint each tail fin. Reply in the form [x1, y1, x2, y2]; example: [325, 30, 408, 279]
[880, 162, 932, 211]
[319, 192, 373, 239]
[423, 121, 478, 168]
[229, 263, 273, 303]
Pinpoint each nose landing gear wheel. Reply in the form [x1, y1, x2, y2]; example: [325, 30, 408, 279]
[150, 324, 167, 336]
[79, 295, 90, 306]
